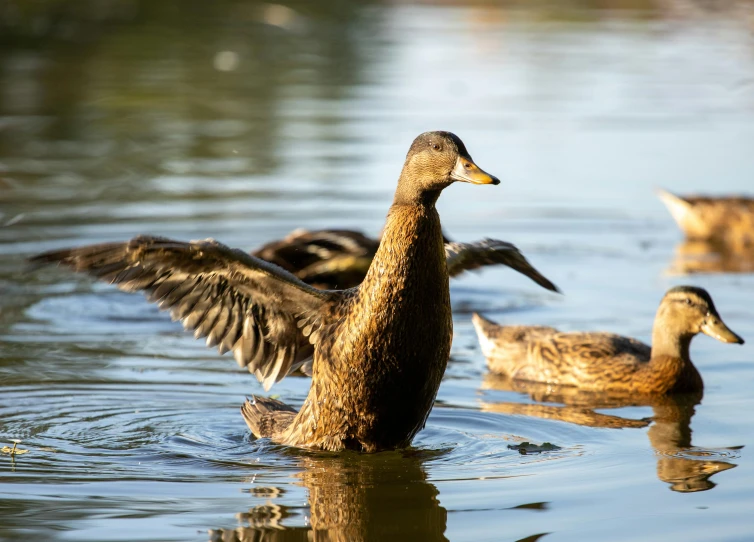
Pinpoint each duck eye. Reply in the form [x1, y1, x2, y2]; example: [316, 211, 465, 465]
[431, 143, 441, 151]
[685, 298, 692, 306]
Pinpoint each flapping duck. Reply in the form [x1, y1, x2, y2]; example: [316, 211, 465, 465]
[31, 131, 558, 452]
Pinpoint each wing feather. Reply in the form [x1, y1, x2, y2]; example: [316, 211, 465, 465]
[445, 238, 560, 293]
[29, 235, 341, 390]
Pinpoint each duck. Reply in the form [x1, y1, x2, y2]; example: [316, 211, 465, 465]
[472, 286, 744, 395]
[252, 228, 555, 291]
[30, 131, 552, 452]
[657, 188, 754, 249]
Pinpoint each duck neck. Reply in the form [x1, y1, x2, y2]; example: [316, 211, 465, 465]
[650, 313, 694, 364]
[362, 192, 447, 296]
[391, 173, 446, 207]
[651, 329, 692, 362]
[649, 322, 703, 393]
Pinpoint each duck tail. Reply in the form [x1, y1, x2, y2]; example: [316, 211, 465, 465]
[656, 188, 695, 232]
[241, 396, 297, 439]
[471, 313, 504, 359]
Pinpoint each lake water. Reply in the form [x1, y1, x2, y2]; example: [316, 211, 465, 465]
[2, 1, 754, 540]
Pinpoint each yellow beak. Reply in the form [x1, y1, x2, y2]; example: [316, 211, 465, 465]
[450, 156, 500, 185]
[701, 316, 745, 344]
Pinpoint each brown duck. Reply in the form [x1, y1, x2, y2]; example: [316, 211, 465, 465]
[472, 286, 744, 395]
[252, 228, 557, 291]
[657, 188, 754, 249]
[30, 131, 557, 452]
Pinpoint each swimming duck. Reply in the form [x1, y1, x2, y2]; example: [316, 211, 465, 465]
[31, 131, 539, 452]
[472, 286, 743, 395]
[252, 228, 555, 291]
[657, 189, 754, 249]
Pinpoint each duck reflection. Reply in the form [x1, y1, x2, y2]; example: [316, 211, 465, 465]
[480, 374, 739, 492]
[209, 451, 449, 542]
[667, 239, 754, 275]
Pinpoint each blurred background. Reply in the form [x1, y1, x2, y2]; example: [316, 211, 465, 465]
[1, 1, 754, 541]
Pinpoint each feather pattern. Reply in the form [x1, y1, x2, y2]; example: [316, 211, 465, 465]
[29, 235, 341, 390]
[472, 286, 743, 395]
[29, 131, 538, 452]
[252, 228, 559, 292]
[444, 238, 559, 292]
[657, 188, 754, 248]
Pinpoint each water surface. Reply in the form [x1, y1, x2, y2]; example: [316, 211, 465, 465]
[2, 1, 754, 541]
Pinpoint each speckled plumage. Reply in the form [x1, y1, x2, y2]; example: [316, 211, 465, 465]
[473, 286, 744, 395]
[31, 131, 505, 452]
[657, 189, 754, 249]
[257, 203, 453, 451]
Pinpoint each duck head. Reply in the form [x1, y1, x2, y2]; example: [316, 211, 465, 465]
[656, 286, 744, 345]
[394, 131, 499, 205]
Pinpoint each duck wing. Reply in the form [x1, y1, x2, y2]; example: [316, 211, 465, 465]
[445, 238, 559, 293]
[29, 235, 342, 390]
[252, 228, 379, 272]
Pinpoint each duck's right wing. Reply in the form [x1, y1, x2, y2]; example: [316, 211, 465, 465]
[29, 235, 344, 390]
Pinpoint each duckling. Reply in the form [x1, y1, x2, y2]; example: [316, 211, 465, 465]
[252, 228, 557, 291]
[472, 286, 743, 395]
[657, 189, 754, 249]
[31, 131, 525, 452]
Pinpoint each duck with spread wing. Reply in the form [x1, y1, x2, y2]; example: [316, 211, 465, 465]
[30, 131, 558, 452]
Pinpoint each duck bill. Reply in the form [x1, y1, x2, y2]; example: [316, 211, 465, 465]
[450, 156, 500, 185]
[701, 316, 745, 344]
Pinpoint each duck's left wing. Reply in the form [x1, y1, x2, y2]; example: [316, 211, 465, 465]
[445, 238, 560, 293]
[29, 235, 342, 390]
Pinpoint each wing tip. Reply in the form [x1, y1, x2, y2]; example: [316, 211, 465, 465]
[542, 277, 562, 294]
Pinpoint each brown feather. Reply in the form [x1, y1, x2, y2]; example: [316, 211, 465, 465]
[473, 286, 743, 395]
[30, 131, 511, 452]
[251, 229, 558, 292]
[657, 188, 754, 249]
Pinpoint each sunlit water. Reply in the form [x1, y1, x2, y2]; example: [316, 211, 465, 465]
[2, 2, 754, 541]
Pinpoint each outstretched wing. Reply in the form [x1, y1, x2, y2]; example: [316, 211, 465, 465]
[445, 238, 560, 293]
[29, 235, 342, 390]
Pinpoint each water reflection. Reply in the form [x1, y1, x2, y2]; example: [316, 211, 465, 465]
[210, 450, 448, 542]
[2, 0, 754, 539]
[667, 240, 754, 275]
[0, 0, 378, 222]
[480, 374, 739, 492]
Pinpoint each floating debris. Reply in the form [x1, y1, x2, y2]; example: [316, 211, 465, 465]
[2, 439, 29, 456]
[508, 441, 561, 455]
